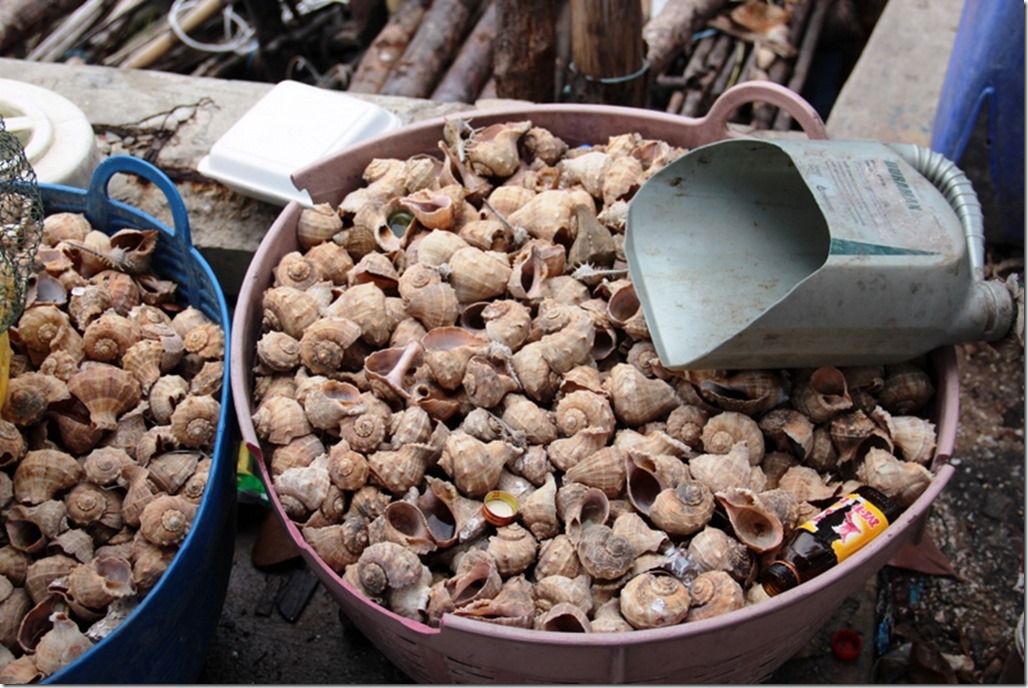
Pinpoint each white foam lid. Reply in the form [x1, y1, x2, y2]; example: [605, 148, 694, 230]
[198, 80, 401, 206]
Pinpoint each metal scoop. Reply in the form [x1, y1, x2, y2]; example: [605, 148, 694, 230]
[625, 137, 1016, 370]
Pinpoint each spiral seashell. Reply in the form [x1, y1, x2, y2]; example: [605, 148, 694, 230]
[64, 482, 122, 532]
[0, 654, 43, 684]
[715, 487, 784, 554]
[701, 411, 765, 465]
[397, 184, 465, 231]
[438, 431, 519, 498]
[0, 420, 23, 471]
[81, 310, 141, 363]
[506, 189, 576, 246]
[274, 250, 323, 290]
[119, 464, 159, 528]
[421, 326, 489, 391]
[619, 571, 690, 629]
[348, 252, 399, 293]
[686, 570, 745, 622]
[461, 120, 529, 178]
[686, 526, 754, 583]
[542, 427, 603, 475]
[880, 411, 937, 465]
[302, 379, 364, 433]
[461, 355, 519, 409]
[534, 533, 581, 579]
[507, 240, 566, 302]
[535, 601, 592, 633]
[253, 395, 312, 446]
[181, 321, 225, 362]
[856, 447, 933, 508]
[695, 370, 790, 417]
[829, 409, 894, 465]
[24, 555, 77, 607]
[302, 514, 368, 573]
[327, 282, 391, 347]
[148, 374, 190, 426]
[649, 480, 715, 537]
[501, 394, 558, 445]
[273, 454, 331, 521]
[354, 541, 424, 598]
[43, 212, 92, 246]
[688, 442, 756, 494]
[606, 281, 649, 340]
[793, 366, 853, 422]
[483, 185, 535, 221]
[169, 394, 220, 449]
[367, 443, 436, 495]
[601, 153, 644, 207]
[561, 485, 610, 545]
[878, 362, 935, 414]
[300, 243, 351, 288]
[479, 299, 532, 350]
[757, 487, 800, 531]
[485, 523, 538, 577]
[612, 512, 668, 557]
[121, 339, 164, 392]
[262, 286, 322, 340]
[14, 304, 71, 361]
[130, 530, 175, 591]
[147, 450, 202, 494]
[3, 371, 71, 426]
[759, 408, 815, 460]
[296, 202, 344, 249]
[6, 502, 69, 554]
[64, 555, 136, 611]
[42, 529, 93, 567]
[408, 229, 467, 269]
[293, 317, 360, 376]
[564, 446, 626, 498]
[67, 363, 141, 431]
[559, 150, 610, 200]
[446, 247, 513, 304]
[776, 465, 839, 503]
[554, 390, 616, 442]
[605, 363, 680, 427]
[14, 449, 83, 505]
[0, 546, 31, 587]
[368, 501, 437, 555]
[33, 611, 94, 676]
[519, 473, 558, 540]
[340, 412, 388, 453]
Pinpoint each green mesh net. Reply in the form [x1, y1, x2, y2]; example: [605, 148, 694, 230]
[0, 114, 44, 332]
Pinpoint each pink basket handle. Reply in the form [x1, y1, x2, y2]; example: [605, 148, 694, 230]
[693, 80, 829, 140]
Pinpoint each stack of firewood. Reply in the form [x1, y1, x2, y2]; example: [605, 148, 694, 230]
[4, 0, 878, 128]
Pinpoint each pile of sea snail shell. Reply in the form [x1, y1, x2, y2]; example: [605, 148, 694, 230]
[0, 214, 223, 683]
[251, 118, 940, 634]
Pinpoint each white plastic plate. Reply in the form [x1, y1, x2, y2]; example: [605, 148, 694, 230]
[198, 80, 401, 206]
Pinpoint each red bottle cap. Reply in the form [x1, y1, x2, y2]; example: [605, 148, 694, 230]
[831, 629, 862, 661]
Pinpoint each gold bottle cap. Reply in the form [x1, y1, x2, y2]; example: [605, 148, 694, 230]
[482, 490, 518, 526]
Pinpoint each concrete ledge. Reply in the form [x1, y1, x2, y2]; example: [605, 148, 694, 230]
[826, 0, 963, 145]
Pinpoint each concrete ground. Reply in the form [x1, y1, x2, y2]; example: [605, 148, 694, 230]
[4, 0, 1023, 682]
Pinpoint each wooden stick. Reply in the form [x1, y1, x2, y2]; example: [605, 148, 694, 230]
[378, 0, 485, 98]
[773, 0, 830, 130]
[493, 0, 557, 102]
[431, 0, 496, 103]
[681, 32, 731, 117]
[750, 0, 814, 128]
[0, 0, 89, 55]
[119, 0, 223, 70]
[348, 0, 428, 94]
[642, 0, 728, 78]
[25, 0, 114, 62]
[568, 0, 646, 106]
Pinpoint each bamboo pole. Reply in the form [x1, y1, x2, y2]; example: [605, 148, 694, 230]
[119, 0, 223, 70]
[567, 0, 647, 106]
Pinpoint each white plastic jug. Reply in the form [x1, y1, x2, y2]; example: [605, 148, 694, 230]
[626, 138, 1016, 370]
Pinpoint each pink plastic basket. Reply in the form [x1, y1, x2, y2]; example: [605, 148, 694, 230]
[230, 83, 959, 684]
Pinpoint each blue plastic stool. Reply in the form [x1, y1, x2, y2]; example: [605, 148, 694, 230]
[931, 0, 1025, 246]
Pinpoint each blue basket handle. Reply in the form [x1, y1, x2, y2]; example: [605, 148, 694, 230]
[85, 155, 193, 248]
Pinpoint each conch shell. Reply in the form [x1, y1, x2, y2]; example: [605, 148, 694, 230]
[715, 487, 784, 553]
[855, 447, 933, 508]
[649, 480, 715, 537]
[685, 571, 745, 622]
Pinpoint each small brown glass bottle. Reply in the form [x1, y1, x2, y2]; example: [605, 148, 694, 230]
[761, 486, 900, 596]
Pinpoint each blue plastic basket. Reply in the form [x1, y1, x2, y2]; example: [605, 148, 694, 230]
[35, 155, 236, 683]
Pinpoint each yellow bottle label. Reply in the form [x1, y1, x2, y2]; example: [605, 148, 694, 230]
[797, 492, 890, 563]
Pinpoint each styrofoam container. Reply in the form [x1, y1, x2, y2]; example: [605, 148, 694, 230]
[39, 156, 236, 683]
[230, 82, 959, 684]
[197, 80, 401, 206]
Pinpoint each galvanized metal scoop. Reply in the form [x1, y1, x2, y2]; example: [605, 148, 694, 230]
[625, 137, 1017, 370]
